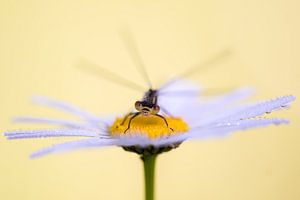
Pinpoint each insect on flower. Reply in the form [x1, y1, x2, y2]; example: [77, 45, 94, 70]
[4, 35, 296, 200]
[4, 35, 295, 159]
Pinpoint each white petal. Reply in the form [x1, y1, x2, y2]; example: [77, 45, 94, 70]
[196, 87, 254, 113]
[189, 118, 289, 139]
[197, 95, 295, 126]
[32, 96, 105, 127]
[158, 79, 201, 116]
[4, 129, 104, 139]
[30, 138, 117, 158]
[13, 116, 91, 129]
[114, 135, 152, 147]
[158, 78, 201, 94]
[114, 134, 189, 148]
[220, 96, 295, 121]
[151, 134, 189, 146]
[180, 87, 254, 125]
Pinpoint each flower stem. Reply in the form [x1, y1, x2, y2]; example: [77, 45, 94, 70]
[142, 154, 157, 200]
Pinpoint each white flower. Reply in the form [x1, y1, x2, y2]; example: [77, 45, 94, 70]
[4, 79, 295, 158]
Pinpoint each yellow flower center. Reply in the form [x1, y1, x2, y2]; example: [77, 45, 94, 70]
[109, 114, 189, 139]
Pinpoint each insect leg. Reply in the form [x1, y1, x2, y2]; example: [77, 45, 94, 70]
[155, 114, 174, 131]
[124, 112, 141, 133]
[120, 112, 136, 125]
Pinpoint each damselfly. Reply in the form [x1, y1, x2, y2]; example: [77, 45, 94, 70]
[77, 33, 230, 134]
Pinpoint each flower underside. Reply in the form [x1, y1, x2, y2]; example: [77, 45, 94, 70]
[109, 115, 189, 139]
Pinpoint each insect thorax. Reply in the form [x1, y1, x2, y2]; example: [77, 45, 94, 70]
[142, 89, 158, 106]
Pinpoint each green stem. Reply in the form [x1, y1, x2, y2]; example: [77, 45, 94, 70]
[142, 154, 157, 200]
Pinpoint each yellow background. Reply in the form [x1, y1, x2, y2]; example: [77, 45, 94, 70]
[0, 0, 299, 199]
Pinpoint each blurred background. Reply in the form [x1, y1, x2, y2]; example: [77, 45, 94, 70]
[0, 0, 299, 199]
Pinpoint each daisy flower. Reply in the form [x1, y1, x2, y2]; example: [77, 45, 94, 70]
[4, 78, 295, 157]
[3, 37, 295, 199]
[4, 78, 295, 200]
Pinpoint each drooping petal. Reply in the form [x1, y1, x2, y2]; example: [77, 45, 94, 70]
[32, 96, 105, 127]
[151, 134, 189, 147]
[4, 129, 104, 139]
[114, 133, 189, 148]
[189, 118, 289, 139]
[114, 135, 153, 147]
[30, 137, 117, 158]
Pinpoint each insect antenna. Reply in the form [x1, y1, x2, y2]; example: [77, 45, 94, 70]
[119, 30, 153, 89]
[159, 49, 232, 90]
[76, 59, 145, 92]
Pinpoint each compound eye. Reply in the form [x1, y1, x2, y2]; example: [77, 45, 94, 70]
[135, 101, 142, 110]
[152, 105, 160, 113]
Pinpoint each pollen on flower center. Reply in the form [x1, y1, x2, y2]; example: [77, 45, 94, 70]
[109, 115, 189, 139]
